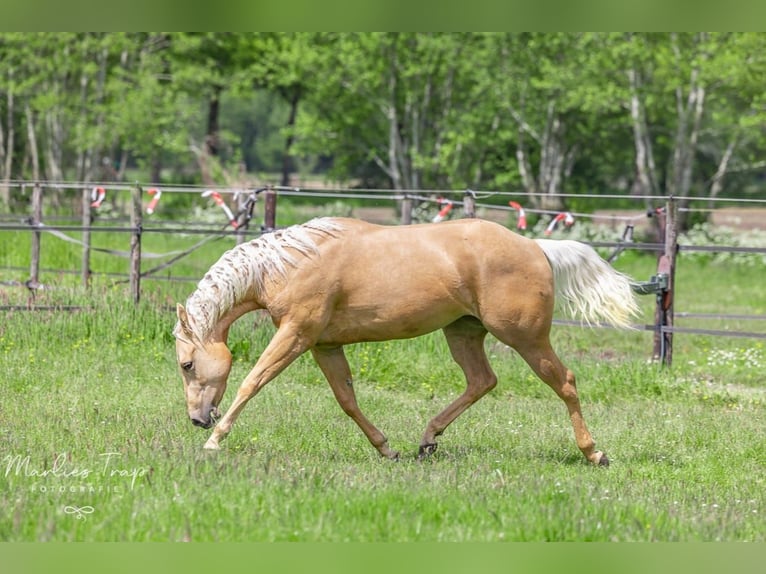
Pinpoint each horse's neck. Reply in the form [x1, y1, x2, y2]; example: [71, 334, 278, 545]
[210, 300, 262, 341]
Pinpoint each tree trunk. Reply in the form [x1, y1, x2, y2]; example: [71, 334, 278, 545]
[75, 57, 91, 182]
[45, 106, 64, 182]
[116, 149, 129, 181]
[470, 113, 500, 188]
[668, 66, 706, 229]
[628, 67, 659, 201]
[205, 85, 222, 157]
[25, 104, 40, 181]
[532, 103, 567, 211]
[1, 69, 14, 205]
[678, 83, 705, 198]
[669, 36, 707, 199]
[509, 93, 569, 211]
[88, 46, 109, 182]
[150, 154, 162, 184]
[280, 88, 300, 187]
[376, 70, 404, 190]
[432, 45, 461, 186]
[0, 91, 7, 206]
[373, 39, 409, 190]
[515, 126, 538, 198]
[708, 136, 737, 209]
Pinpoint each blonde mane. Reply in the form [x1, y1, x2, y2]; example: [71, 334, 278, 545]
[175, 217, 343, 342]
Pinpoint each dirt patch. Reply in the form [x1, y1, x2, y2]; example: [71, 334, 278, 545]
[709, 208, 766, 231]
[583, 207, 766, 233]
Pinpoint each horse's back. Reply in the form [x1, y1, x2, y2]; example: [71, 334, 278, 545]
[323, 217, 551, 285]
[275, 218, 555, 345]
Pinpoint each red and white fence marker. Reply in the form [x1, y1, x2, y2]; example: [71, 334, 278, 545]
[90, 186, 106, 208]
[146, 187, 162, 214]
[202, 190, 239, 228]
[508, 201, 527, 230]
[544, 211, 575, 235]
[432, 198, 454, 223]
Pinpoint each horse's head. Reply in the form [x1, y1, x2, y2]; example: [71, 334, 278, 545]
[174, 304, 232, 429]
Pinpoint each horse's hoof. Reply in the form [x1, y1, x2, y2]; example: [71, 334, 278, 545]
[598, 452, 610, 467]
[203, 440, 221, 451]
[417, 443, 438, 460]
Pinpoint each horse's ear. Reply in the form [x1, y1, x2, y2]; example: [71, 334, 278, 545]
[176, 304, 195, 340]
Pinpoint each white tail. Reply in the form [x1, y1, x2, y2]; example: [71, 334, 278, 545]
[535, 239, 639, 329]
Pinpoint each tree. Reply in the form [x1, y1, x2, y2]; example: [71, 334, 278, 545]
[241, 33, 328, 186]
[615, 33, 766, 224]
[296, 33, 498, 191]
[1, 32, 763, 214]
[105, 33, 197, 184]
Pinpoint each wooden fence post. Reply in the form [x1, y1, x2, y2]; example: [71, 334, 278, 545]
[29, 183, 43, 287]
[130, 183, 143, 304]
[263, 185, 277, 231]
[653, 197, 678, 366]
[463, 190, 476, 218]
[651, 206, 666, 361]
[81, 185, 92, 288]
[401, 194, 412, 225]
[236, 192, 248, 245]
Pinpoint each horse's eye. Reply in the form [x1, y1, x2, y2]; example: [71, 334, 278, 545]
[181, 361, 193, 372]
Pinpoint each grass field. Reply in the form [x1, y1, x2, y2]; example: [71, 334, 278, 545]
[1, 226, 764, 541]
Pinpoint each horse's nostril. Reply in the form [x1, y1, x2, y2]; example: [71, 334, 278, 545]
[191, 417, 209, 428]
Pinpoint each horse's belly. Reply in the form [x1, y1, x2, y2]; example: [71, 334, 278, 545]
[317, 298, 467, 345]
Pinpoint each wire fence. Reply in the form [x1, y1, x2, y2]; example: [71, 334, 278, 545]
[2, 180, 765, 365]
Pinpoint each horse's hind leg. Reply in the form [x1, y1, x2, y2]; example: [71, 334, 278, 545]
[311, 345, 399, 460]
[514, 339, 608, 466]
[419, 317, 497, 459]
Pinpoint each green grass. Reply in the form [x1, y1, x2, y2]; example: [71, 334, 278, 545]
[1, 247, 764, 541]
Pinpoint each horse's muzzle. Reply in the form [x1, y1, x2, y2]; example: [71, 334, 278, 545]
[190, 416, 213, 429]
[190, 406, 220, 429]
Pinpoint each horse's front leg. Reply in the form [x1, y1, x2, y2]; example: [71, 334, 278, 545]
[204, 324, 310, 450]
[311, 346, 399, 460]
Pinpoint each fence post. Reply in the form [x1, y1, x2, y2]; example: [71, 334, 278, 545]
[29, 183, 43, 287]
[463, 190, 476, 218]
[130, 183, 143, 304]
[263, 185, 277, 231]
[236, 192, 248, 245]
[401, 194, 412, 225]
[651, 206, 666, 361]
[81, 185, 92, 288]
[653, 197, 677, 366]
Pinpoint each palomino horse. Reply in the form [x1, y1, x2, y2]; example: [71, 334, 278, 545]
[174, 217, 638, 466]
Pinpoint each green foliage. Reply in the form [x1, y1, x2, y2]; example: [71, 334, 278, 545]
[2, 32, 766, 201]
[681, 223, 766, 266]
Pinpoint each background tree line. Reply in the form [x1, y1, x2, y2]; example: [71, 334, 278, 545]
[1, 32, 765, 215]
